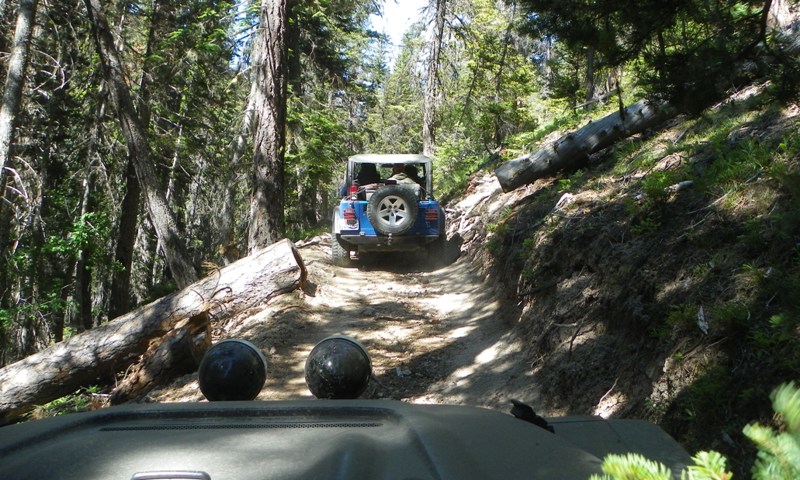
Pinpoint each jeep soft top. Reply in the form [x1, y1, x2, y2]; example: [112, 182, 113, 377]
[343, 154, 434, 197]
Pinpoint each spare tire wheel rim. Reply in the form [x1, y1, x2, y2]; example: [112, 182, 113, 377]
[377, 195, 410, 228]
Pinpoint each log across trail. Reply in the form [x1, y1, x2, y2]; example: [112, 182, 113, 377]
[0, 239, 306, 425]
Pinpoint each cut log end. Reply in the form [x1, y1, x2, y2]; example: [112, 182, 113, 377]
[109, 312, 211, 405]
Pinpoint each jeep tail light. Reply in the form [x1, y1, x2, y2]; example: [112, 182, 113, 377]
[425, 209, 438, 222]
[344, 207, 357, 225]
[349, 184, 358, 199]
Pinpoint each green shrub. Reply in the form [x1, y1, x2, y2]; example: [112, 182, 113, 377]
[590, 382, 800, 480]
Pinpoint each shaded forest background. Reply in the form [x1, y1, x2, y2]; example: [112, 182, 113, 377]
[1, 0, 799, 473]
[0, 0, 550, 359]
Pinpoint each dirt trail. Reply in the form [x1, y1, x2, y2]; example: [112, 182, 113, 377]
[149, 236, 540, 414]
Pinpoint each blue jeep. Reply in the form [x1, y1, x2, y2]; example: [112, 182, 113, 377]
[332, 154, 446, 266]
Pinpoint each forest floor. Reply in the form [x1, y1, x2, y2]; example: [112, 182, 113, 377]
[148, 177, 543, 413]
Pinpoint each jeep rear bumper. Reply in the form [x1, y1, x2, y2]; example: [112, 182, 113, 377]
[339, 234, 441, 252]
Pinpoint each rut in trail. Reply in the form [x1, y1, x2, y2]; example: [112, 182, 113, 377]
[148, 237, 541, 413]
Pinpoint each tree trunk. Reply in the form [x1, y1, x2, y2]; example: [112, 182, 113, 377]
[247, 0, 288, 253]
[0, 1, 9, 36]
[109, 0, 164, 318]
[585, 45, 596, 103]
[495, 100, 674, 192]
[84, 0, 197, 289]
[109, 159, 140, 319]
[768, 0, 793, 28]
[423, 0, 446, 157]
[213, 79, 256, 264]
[75, 171, 94, 331]
[0, 239, 306, 425]
[0, 0, 38, 185]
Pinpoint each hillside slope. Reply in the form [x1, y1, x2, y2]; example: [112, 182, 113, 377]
[452, 85, 800, 475]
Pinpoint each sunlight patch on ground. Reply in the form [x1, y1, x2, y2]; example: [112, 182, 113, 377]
[475, 344, 501, 364]
[448, 326, 474, 339]
[410, 395, 445, 405]
[452, 365, 475, 379]
[424, 293, 474, 315]
[593, 392, 628, 418]
[450, 337, 523, 379]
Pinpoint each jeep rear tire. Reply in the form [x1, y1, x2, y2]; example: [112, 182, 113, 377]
[367, 185, 419, 235]
[331, 217, 352, 267]
[331, 236, 351, 267]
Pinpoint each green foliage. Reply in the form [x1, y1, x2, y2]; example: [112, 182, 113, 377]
[33, 387, 102, 419]
[556, 169, 584, 192]
[507, 106, 584, 156]
[367, 0, 541, 196]
[683, 451, 732, 480]
[288, 0, 382, 84]
[594, 383, 800, 480]
[452, 0, 539, 149]
[433, 138, 489, 202]
[277, 0, 386, 238]
[708, 302, 750, 333]
[768, 133, 800, 200]
[766, 55, 800, 102]
[45, 212, 111, 263]
[641, 170, 677, 200]
[485, 211, 514, 255]
[695, 137, 772, 198]
[665, 304, 697, 333]
[744, 383, 800, 480]
[515, 0, 772, 111]
[590, 453, 674, 480]
[609, 137, 660, 176]
[285, 96, 350, 237]
[287, 107, 347, 172]
[0, 309, 10, 338]
[364, 21, 425, 154]
[629, 208, 661, 236]
[675, 365, 733, 426]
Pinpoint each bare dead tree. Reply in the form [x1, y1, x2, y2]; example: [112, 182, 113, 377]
[423, 0, 446, 157]
[0, 0, 39, 185]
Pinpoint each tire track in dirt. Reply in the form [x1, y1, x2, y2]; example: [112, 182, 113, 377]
[148, 235, 542, 414]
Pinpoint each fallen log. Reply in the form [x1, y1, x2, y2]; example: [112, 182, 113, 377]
[495, 100, 674, 192]
[495, 20, 800, 194]
[108, 311, 212, 404]
[0, 239, 306, 425]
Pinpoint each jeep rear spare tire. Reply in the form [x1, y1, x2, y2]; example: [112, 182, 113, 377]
[367, 186, 419, 235]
